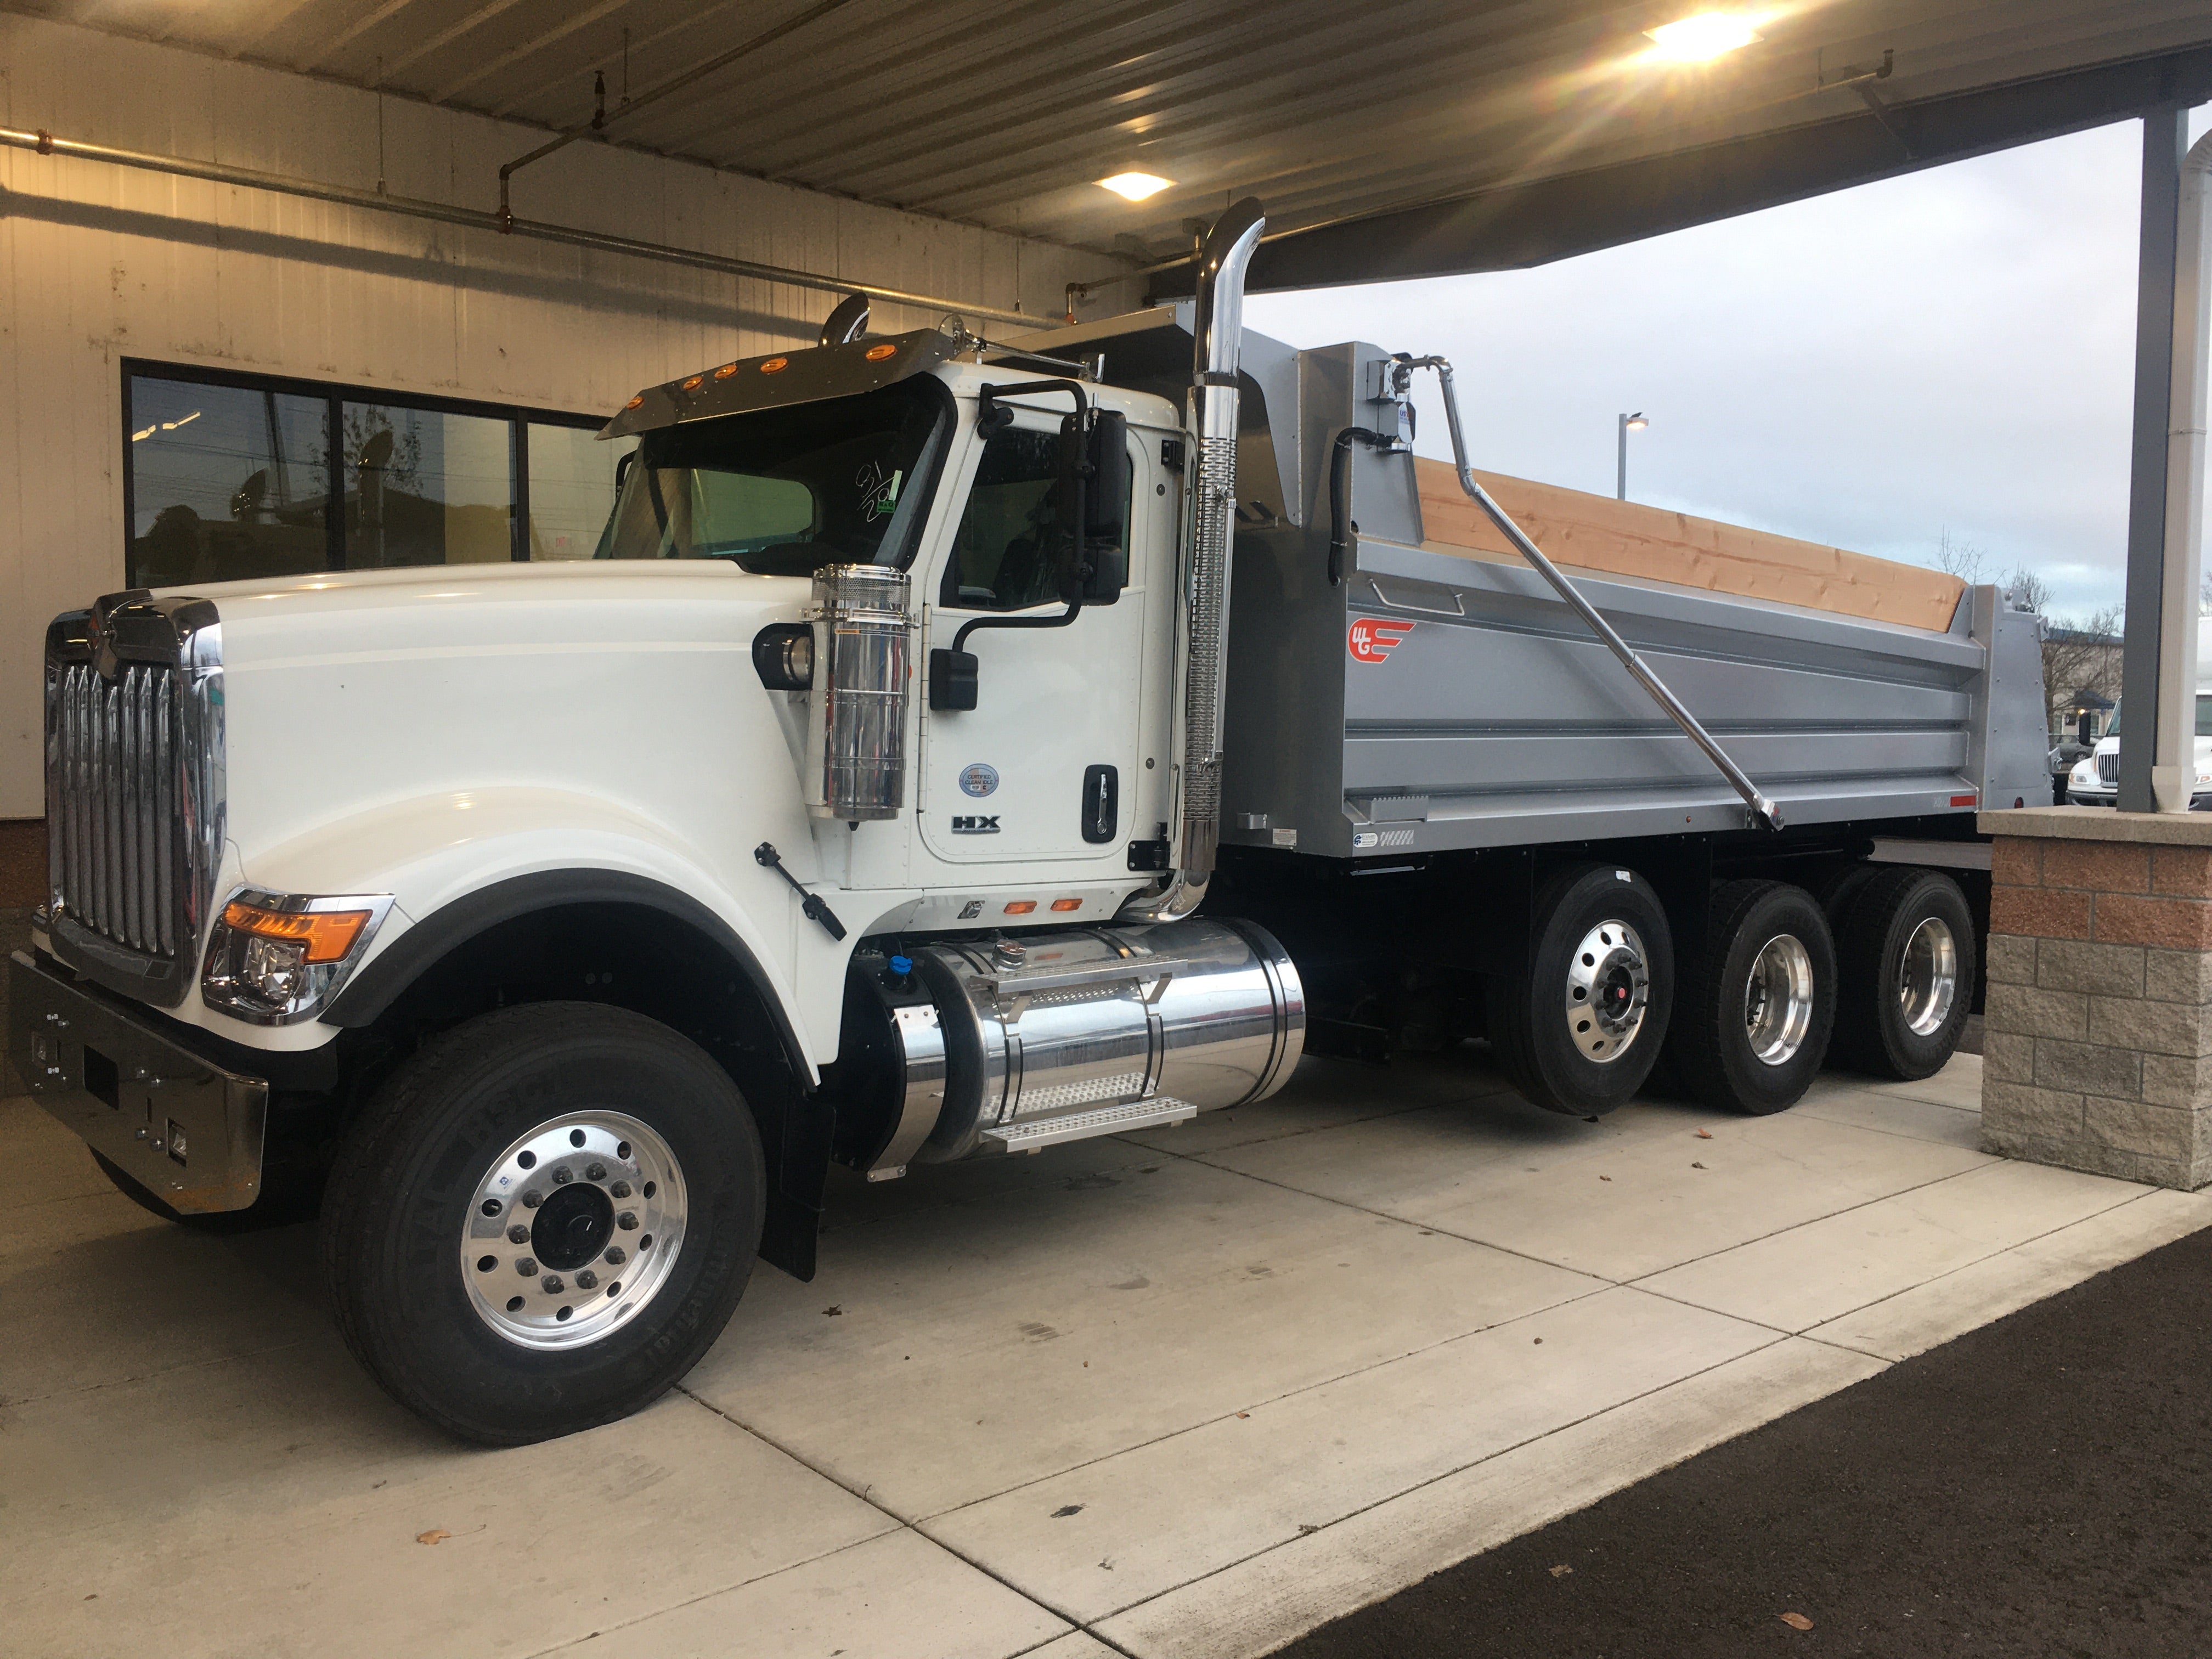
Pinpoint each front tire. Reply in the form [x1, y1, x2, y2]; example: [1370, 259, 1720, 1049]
[320, 1003, 765, 1446]
[1493, 864, 1674, 1115]
[1668, 881, 1836, 1115]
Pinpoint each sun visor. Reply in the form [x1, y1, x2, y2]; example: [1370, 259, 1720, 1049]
[600, 328, 963, 441]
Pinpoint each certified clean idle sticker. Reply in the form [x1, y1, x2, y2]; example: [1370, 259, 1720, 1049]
[958, 763, 1000, 797]
[1347, 618, 1415, 663]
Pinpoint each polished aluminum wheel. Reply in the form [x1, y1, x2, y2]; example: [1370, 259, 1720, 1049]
[1564, 919, 1650, 1062]
[1743, 934, 1815, 1065]
[1899, 915, 1959, 1037]
[461, 1111, 686, 1351]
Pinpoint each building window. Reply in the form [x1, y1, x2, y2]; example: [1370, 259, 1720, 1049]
[123, 362, 635, 588]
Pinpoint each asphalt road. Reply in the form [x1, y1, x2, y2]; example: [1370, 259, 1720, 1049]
[1282, 1222, 2212, 1658]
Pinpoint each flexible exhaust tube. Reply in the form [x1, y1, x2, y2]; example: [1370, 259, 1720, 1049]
[1131, 198, 1265, 922]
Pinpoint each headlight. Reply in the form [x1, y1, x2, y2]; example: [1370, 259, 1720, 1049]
[201, 889, 392, 1024]
[2072, 761, 2095, 783]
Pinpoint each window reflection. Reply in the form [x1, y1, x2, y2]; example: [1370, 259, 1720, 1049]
[342, 404, 514, 567]
[527, 423, 636, 560]
[127, 378, 329, 588]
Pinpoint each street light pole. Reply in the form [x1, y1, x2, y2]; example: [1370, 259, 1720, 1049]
[1617, 411, 1647, 500]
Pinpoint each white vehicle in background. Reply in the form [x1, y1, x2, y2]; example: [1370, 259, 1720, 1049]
[2066, 624, 2212, 808]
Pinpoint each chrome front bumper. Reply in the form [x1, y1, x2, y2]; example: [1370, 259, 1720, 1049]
[7, 949, 268, 1213]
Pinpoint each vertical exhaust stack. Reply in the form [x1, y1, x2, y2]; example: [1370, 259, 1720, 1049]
[1131, 198, 1265, 922]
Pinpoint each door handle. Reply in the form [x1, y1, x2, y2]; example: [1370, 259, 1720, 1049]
[1082, 765, 1118, 844]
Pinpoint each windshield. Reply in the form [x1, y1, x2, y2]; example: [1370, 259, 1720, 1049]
[594, 379, 948, 575]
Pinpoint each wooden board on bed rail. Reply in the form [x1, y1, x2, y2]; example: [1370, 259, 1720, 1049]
[1414, 458, 1966, 634]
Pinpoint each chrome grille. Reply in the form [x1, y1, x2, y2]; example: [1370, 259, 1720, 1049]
[2097, 752, 2118, 785]
[43, 594, 225, 1008]
[55, 662, 179, 955]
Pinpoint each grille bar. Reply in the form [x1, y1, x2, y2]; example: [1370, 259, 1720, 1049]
[2097, 752, 2118, 785]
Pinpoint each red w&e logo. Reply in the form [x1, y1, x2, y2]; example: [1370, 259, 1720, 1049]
[1347, 618, 1415, 664]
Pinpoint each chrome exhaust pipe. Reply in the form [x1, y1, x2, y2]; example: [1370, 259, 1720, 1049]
[1126, 198, 1265, 923]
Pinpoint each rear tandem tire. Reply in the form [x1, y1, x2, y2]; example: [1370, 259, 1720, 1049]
[1492, 864, 1674, 1116]
[1832, 866, 1976, 1080]
[319, 1002, 766, 1446]
[1668, 880, 1836, 1115]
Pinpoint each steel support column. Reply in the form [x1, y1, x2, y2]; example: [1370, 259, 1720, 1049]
[2119, 109, 2189, 813]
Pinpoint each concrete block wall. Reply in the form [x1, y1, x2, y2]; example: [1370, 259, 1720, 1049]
[1982, 808, 2212, 1189]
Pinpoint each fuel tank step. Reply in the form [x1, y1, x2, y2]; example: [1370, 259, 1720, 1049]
[980, 1096, 1197, 1153]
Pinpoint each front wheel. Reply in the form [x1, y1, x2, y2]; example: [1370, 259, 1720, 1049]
[320, 1003, 765, 1446]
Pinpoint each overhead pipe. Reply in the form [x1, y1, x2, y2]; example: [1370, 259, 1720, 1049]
[2152, 129, 2212, 812]
[0, 124, 1048, 330]
[1125, 197, 1265, 924]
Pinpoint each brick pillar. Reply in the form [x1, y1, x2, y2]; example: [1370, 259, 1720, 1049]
[1982, 807, 2212, 1189]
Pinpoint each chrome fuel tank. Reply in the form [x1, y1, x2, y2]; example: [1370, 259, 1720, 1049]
[907, 918, 1304, 1159]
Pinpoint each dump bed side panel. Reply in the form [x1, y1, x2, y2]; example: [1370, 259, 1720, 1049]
[1218, 338, 2049, 859]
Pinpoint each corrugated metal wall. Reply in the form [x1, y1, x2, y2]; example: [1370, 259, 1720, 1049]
[0, 13, 1116, 820]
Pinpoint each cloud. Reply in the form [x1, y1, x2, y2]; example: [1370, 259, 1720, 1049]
[1247, 109, 2212, 623]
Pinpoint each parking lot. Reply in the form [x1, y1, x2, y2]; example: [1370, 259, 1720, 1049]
[7, 1035, 2207, 1659]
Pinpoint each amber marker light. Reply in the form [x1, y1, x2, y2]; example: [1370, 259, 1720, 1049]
[220, 899, 373, 963]
[1051, 898, 1082, 912]
[1003, 900, 1038, 915]
[681, 375, 706, 391]
[760, 357, 789, 374]
[713, 363, 740, 379]
[1098, 172, 1173, 201]
[625, 396, 644, 410]
[865, 342, 899, 361]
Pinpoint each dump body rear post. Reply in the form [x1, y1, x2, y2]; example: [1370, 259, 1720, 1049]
[7, 191, 2047, 1442]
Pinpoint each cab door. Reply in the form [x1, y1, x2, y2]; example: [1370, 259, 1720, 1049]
[917, 409, 1161, 868]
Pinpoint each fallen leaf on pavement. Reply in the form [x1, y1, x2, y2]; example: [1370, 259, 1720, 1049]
[1052, 1505, 1084, 1518]
[1692, 1161, 1707, 1170]
[1780, 1612, 1814, 1630]
[822, 1305, 843, 1317]
[415, 1530, 450, 1546]
[1696, 1129, 1713, 1139]
[1549, 1565, 1572, 1578]
[1599, 1175, 1612, 1182]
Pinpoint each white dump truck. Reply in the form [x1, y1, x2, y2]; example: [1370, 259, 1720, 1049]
[10, 201, 2049, 1443]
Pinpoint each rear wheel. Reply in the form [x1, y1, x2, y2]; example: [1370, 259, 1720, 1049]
[1669, 881, 1836, 1115]
[1493, 864, 1674, 1115]
[320, 1002, 765, 1446]
[1832, 867, 1976, 1080]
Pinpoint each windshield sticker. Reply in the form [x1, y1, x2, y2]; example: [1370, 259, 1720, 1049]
[1348, 617, 1415, 663]
[857, 461, 902, 522]
[959, 763, 1000, 798]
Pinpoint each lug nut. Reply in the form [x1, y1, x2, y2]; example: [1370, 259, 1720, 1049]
[617, 1211, 638, 1231]
[522, 1190, 543, 1209]
[610, 1180, 632, 1199]
[603, 1246, 627, 1266]
[585, 1162, 606, 1182]
[541, 1275, 564, 1295]
[507, 1224, 529, 1244]
[551, 1166, 573, 1186]
[575, 1269, 598, 1290]
[516, 1257, 538, 1276]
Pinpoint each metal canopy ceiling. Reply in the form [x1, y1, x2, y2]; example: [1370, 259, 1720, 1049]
[10, 0, 2211, 292]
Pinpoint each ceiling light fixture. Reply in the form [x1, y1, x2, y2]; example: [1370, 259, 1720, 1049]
[1097, 171, 1174, 202]
[1645, 12, 1762, 62]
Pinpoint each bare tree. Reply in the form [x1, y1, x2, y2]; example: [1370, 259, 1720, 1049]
[1932, 527, 1988, 584]
[2035, 597, 2123, 739]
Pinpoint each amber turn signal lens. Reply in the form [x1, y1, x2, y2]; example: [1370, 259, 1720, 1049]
[1051, 898, 1082, 912]
[865, 343, 898, 362]
[221, 901, 372, 963]
[1002, 900, 1037, 915]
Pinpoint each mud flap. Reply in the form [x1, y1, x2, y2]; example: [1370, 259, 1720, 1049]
[753, 1083, 836, 1282]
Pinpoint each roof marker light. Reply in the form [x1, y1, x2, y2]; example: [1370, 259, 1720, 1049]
[865, 342, 899, 361]
[1098, 172, 1173, 202]
[1645, 12, 1762, 61]
[713, 363, 740, 379]
[760, 357, 789, 374]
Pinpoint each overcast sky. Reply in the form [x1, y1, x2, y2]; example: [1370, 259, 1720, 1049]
[1247, 106, 2212, 624]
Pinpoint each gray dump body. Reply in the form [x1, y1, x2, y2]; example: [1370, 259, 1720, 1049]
[1006, 312, 2052, 861]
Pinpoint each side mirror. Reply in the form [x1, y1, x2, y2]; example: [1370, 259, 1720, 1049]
[1056, 410, 1129, 602]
